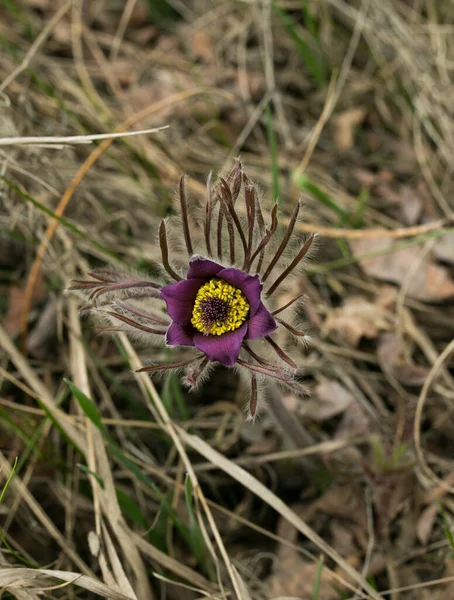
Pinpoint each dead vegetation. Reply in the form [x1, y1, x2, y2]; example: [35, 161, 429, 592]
[1, 0, 454, 598]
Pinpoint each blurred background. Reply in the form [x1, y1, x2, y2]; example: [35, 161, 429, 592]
[1, 1, 454, 598]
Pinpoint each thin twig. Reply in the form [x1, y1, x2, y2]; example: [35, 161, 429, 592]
[0, 127, 168, 147]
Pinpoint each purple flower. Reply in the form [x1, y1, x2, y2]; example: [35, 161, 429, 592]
[161, 257, 277, 367]
[69, 161, 316, 418]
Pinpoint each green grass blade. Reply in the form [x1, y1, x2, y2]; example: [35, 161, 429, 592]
[116, 488, 148, 529]
[273, 3, 327, 86]
[65, 378, 104, 431]
[77, 463, 104, 487]
[437, 500, 454, 550]
[1, 177, 123, 263]
[294, 173, 350, 221]
[0, 457, 18, 503]
[312, 555, 324, 600]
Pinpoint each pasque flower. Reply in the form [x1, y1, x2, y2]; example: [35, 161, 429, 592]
[69, 161, 315, 418]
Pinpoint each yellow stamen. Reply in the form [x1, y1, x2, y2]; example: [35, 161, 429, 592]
[191, 278, 249, 335]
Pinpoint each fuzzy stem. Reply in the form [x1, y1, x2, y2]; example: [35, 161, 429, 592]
[219, 177, 248, 259]
[271, 293, 305, 316]
[107, 312, 167, 335]
[265, 336, 298, 369]
[267, 234, 315, 296]
[179, 175, 193, 256]
[159, 220, 182, 282]
[262, 201, 300, 282]
[245, 204, 278, 272]
[205, 172, 213, 257]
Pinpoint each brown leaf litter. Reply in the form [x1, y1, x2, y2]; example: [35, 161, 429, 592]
[350, 237, 454, 302]
[324, 295, 391, 346]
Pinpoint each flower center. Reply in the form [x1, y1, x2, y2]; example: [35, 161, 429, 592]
[191, 278, 250, 336]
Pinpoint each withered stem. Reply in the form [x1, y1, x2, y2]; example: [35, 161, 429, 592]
[179, 175, 193, 256]
[116, 301, 170, 326]
[276, 317, 306, 337]
[267, 234, 315, 296]
[262, 201, 300, 282]
[205, 172, 213, 257]
[271, 293, 305, 316]
[245, 204, 278, 271]
[159, 220, 182, 282]
[107, 312, 167, 335]
[265, 336, 298, 369]
[219, 177, 248, 260]
[237, 358, 308, 396]
[249, 373, 258, 418]
[137, 356, 202, 373]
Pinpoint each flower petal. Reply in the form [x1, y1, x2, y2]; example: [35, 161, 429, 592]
[187, 255, 223, 279]
[194, 323, 247, 367]
[165, 322, 195, 347]
[217, 268, 262, 314]
[244, 302, 277, 339]
[160, 279, 202, 325]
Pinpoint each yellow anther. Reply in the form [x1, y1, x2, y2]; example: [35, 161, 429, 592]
[191, 278, 250, 335]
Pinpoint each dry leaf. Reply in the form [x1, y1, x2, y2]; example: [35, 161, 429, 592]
[350, 238, 454, 302]
[266, 515, 338, 600]
[3, 271, 45, 336]
[333, 106, 367, 150]
[375, 184, 423, 225]
[373, 471, 415, 544]
[302, 380, 355, 421]
[377, 333, 429, 386]
[324, 295, 389, 346]
[398, 186, 423, 225]
[416, 504, 438, 545]
[433, 232, 454, 265]
[188, 30, 214, 61]
[0, 568, 133, 600]
[267, 559, 338, 599]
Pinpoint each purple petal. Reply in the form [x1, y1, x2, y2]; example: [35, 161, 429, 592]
[244, 302, 277, 339]
[160, 279, 202, 325]
[166, 322, 195, 347]
[187, 255, 223, 279]
[217, 268, 262, 314]
[194, 323, 247, 367]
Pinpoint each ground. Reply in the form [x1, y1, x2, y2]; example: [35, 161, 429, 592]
[1, 1, 454, 599]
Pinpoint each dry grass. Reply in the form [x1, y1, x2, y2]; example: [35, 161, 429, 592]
[1, 0, 454, 599]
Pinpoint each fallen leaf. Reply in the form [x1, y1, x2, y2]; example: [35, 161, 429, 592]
[3, 271, 45, 336]
[187, 30, 214, 61]
[350, 237, 454, 302]
[336, 400, 374, 441]
[398, 186, 423, 225]
[302, 380, 355, 421]
[377, 333, 430, 386]
[26, 298, 58, 359]
[333, 106, 367, 150]
[266, 514, 339, 600]
[354, 169, 394, 187]
[433, 231, 454, 265]
[376, 284, 398, 309]
[330, 520, 356, 556]
[375, 184, 423, 225]
[373, 471, 415, 544]
[324, 295, 390, 346]
[416, 504, 438, 545]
